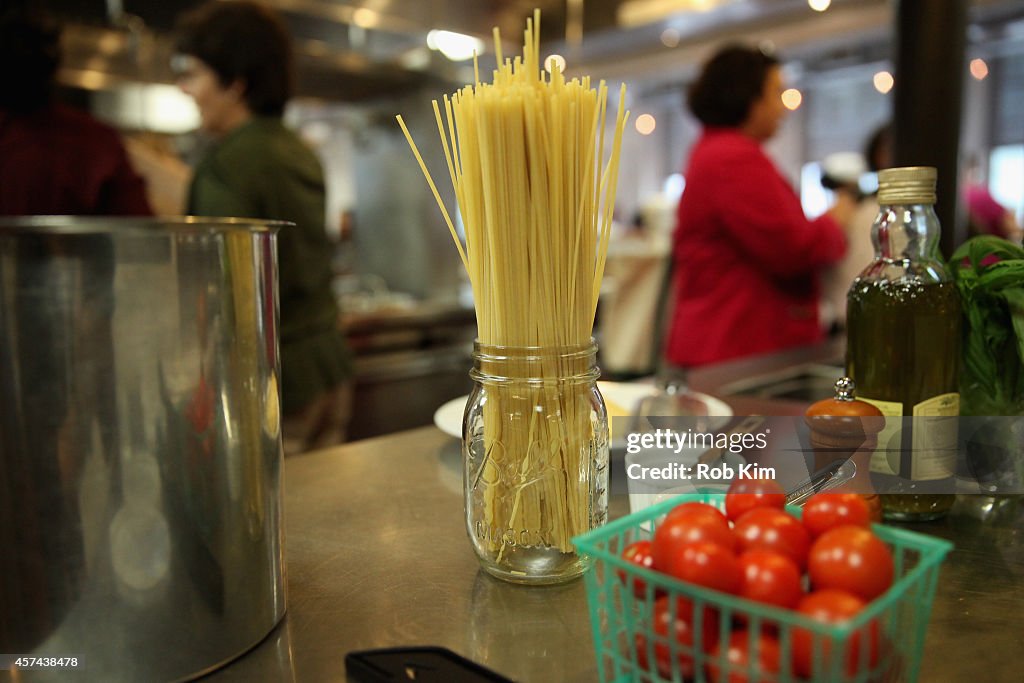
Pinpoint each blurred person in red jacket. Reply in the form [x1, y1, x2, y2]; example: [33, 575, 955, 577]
[664, 45, 854, 367]
[0, 8, 151, 217]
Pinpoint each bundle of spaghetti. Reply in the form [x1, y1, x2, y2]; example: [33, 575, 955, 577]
[397, 10, 628, 557]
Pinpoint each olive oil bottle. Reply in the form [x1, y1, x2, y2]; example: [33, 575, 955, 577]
[846, 167, 961, 521]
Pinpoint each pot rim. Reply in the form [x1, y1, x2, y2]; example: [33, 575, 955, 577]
[0, 215, 292, 234]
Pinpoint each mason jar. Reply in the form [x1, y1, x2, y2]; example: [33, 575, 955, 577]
[464, 341, 609, 584]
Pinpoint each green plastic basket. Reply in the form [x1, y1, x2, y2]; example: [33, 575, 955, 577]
[573, 493, 953, 683]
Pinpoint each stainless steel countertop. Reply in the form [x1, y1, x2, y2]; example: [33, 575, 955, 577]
[205, 425, 1024, 682]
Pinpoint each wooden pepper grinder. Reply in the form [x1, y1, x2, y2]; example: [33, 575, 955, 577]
[805, 378, 885, 522]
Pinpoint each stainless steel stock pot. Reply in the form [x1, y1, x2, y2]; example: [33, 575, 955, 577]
[0, 217, 286, 681]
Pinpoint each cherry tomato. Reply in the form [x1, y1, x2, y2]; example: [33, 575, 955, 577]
[737, 549, 803, 610]
[653, 503, 736, 571]
[725, 477, 786, 522]
[733, 507, 811, 570]
[618, 540, 658, 599]
[664, 501, 730, 529]
[664, 541, 742, 595]
[633, 633, 654, 674]
[792, 589, 881, 678]
[808, 525, 894, 601]
[635, 596, 720, 678]
[670, 501, 725, 517]
[706, 630, 781, 683]
[802, 492, 872, 538]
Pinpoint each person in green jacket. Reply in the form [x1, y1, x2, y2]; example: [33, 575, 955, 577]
[175, 0, 352, 454]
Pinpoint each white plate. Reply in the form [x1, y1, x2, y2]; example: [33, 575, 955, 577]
[599, 382, 733, 442]
[432, 381, 733, 444]
[433, 395, 470, 439]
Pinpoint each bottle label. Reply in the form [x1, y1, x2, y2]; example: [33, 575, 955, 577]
[911, 393, 960, 480]
[859, 397, 903, 476]
[858, 394, 959, 480]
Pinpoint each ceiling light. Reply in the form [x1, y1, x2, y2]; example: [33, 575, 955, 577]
[781, 88, 803, 110]
[970, 58, 989, 80]
[95, 84, 199, 134]
[426, 30, 484, 62]
[399, 47, 431, 71]
[618, 0, 723, 28]
[873, 70, 894, 94]
[545, 54, 566, 74]
[71, 69, 108, 90]
[635, 114, 656, 135]
[352, 8, 379, 29]
[808, 0, 831, 11]
[664, 173, 685, 200]
[660, 29, 680, 48]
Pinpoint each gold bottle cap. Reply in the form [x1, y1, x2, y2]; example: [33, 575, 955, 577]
[877, 166, 937, 205]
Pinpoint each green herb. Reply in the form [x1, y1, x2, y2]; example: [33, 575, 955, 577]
[949, 236, 1024, 416]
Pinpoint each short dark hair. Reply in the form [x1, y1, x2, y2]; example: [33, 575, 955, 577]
[864, 123, 892, 172]
[175, 1, 294, 117]
[0, 9, 61, 113]
[687, 44, 779, 127]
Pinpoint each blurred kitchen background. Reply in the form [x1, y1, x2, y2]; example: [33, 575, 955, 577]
[43, 0, 1024, 438]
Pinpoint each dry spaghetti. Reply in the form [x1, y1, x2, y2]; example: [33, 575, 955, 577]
[397, 11, 628, 564]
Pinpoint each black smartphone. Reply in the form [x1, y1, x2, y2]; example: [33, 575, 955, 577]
[345, 646, 516, 683]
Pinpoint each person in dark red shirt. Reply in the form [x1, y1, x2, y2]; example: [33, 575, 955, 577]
[0, 9, 151, 217]
[0, 8, 152, 651]
[664, 45, 854, 367]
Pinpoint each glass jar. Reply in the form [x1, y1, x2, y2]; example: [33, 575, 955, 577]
[464, 341, 609, 584]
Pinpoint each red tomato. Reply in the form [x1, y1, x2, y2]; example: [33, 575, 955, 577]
[664, 541, 742, 595]
[808, 525, 894, 601]
[662, 502, 731, 533]
[792, 589, 881, 678]
[725, 477, 786, 522]
[653, 503, 736, 571]
[737, 550, 803, 610]
[618, 540, 658, 599]
[733, 507, 811, 570]
[635, 596, 720, 678]
[634, 633, 654, 674]
[706, 630, 781, 683]
[802, 492, 872, 538]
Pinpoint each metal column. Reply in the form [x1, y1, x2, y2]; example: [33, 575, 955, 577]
[892, 0, 968, 257]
